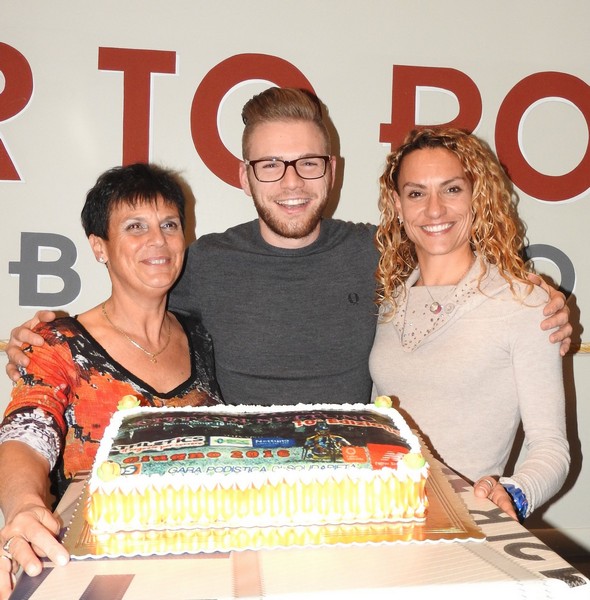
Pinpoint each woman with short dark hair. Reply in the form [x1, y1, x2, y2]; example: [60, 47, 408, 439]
[0, 164, 222, 595]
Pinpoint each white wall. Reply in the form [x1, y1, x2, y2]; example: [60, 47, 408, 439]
[1, 1, 589, 552]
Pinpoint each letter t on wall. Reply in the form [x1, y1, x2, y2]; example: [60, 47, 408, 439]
[98, 47, 176, 165]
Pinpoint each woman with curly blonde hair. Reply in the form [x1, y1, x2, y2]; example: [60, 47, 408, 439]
[369, 128, 569, 522]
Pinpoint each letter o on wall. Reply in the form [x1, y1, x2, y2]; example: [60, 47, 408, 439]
[191, 54, 315, 188]
[525, 244, 576, 297]
[495, 72, 590, 201]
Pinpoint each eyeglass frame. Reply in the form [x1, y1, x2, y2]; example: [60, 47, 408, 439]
[243, 155, 331, 183]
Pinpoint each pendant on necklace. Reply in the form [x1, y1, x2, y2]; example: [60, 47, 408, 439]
[429, 301, 442, 314]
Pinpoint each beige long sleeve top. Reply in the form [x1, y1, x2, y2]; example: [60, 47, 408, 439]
[369, 260, 570, 516]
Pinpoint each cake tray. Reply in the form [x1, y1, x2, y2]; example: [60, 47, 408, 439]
[63, 455, 484, 559]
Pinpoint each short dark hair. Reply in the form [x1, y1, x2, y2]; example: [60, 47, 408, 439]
[81, 163, 186, 239]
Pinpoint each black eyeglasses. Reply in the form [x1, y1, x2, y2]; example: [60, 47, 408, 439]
[244, 156, 330, 183]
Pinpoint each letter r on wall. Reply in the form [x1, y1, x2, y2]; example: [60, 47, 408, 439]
[380, 65, 482, 150]
[0, 43, 34, 181]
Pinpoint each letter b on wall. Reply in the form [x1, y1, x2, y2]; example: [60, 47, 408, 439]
[9, 233, 81, 307]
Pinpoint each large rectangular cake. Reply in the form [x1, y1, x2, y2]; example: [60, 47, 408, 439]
[84, 402, 429, 534]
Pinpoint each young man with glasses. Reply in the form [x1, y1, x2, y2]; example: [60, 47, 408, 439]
[5, 88, 571, 406]
[169, 88, 380, 406]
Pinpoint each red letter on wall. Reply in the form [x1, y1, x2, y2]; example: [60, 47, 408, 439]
[191, 54, 314, 188]
[0, 43, 33, 180]
[495, 72, 590, 201]
[380, 65, 482, 150]
[98, 47, 176, 165]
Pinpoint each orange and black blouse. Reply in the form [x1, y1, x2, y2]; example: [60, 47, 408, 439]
[0, 313, 222, 497]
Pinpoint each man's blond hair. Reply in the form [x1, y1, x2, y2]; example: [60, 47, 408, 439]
[241, 87, 331, 157]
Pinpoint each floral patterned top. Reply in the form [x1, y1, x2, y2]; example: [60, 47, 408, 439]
[0, 313, 222, 497]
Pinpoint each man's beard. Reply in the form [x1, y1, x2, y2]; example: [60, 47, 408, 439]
[253, 195, 327, 240]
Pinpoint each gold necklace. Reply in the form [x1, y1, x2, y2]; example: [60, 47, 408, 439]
[101, 302, 171, 363]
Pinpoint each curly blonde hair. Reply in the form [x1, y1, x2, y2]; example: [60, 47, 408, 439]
[375, 128, 531, 317]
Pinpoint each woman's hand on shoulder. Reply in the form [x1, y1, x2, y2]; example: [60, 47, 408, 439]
[5, 311, 56, 381]
[473, 476, 518, 521]
[527, 273, 572, 356]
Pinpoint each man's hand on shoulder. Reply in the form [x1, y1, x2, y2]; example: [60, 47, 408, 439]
[527, 273, 572, 356]
[5, 311, 56, 382]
